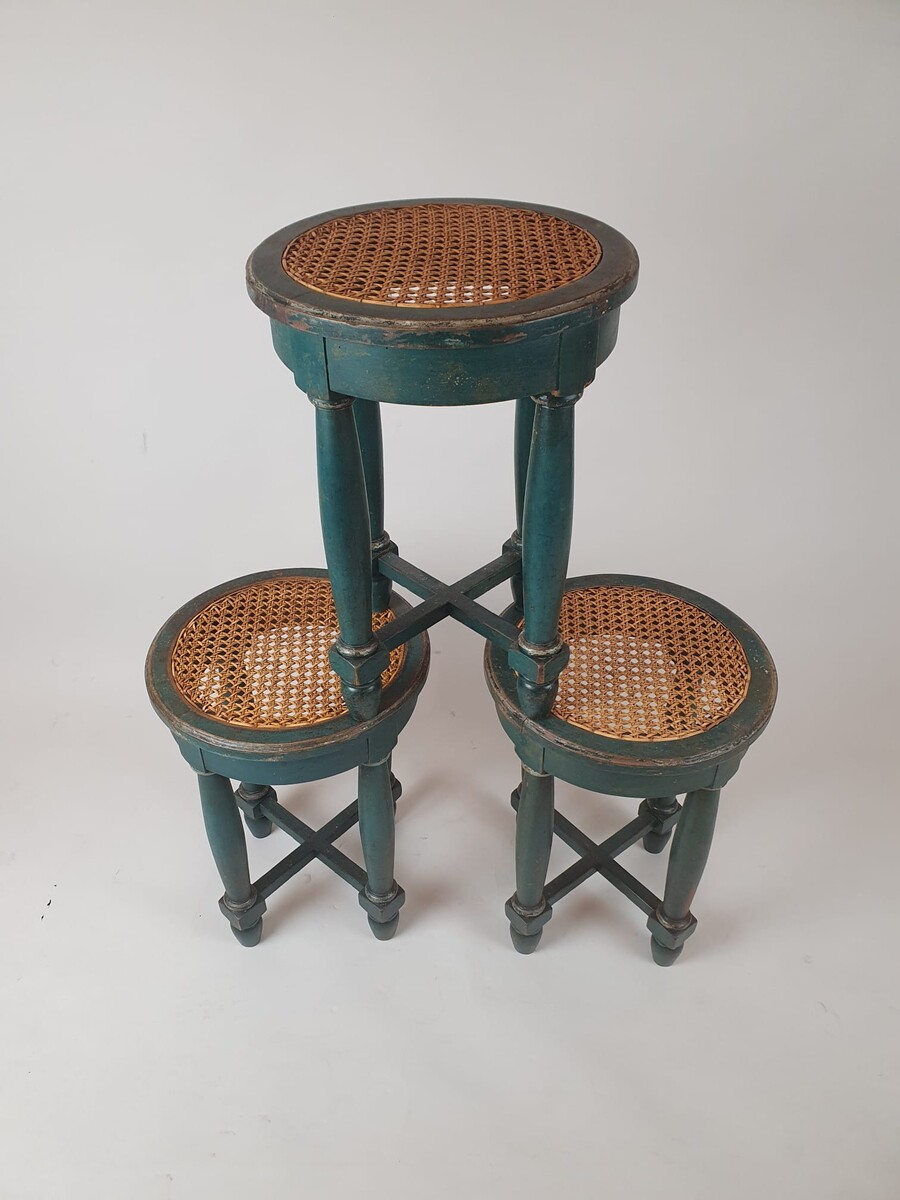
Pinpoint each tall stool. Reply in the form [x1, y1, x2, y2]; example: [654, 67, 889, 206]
[245, 199, 639, 724]
[485, 575, 777, 963]
[146, 570, 429, 944]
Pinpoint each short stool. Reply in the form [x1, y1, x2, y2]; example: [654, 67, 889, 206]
[485, 574, 777, 964]
[146, 569, 429, 945]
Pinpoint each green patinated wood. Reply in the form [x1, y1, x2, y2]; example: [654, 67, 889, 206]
[642, 795, 679, 854]
[516, 393, 579, 718]
[197, 772, 263, 947]
[313, 396, 383, 721]
[268, 314, 622, 409]
[510, 767, 555, 954]
[510, 397, 536, 610]
[353, 397, 393, 612]
[358, 759, 401, 940]
[650, 788, 721, 966]
[237, 782, 275, 839]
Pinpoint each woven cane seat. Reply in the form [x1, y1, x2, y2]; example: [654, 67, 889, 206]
[168, 575, 405, 731]
[281, 203, 602, 309]
[551, 586, 751, 742]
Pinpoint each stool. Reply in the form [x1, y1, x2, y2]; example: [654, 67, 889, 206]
[245, 199, 639, 725]
[146, 569, 429, 944]
[485, 575, 777, 964]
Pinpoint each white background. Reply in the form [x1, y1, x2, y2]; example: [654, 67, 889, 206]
[2, 1, 899, 1196]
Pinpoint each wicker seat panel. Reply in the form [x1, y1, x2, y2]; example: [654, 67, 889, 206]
[552, 586, 751, 741]
[281, 203, 601, 308]
[170, 576, 404, 730]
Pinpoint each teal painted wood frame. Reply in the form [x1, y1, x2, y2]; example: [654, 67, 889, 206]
[267, 311, 620, 408]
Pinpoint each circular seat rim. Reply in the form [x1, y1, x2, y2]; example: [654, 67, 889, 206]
[485, 572, 777, 773]
[146, 567, 430, 760]
[247, 197, 640, 338]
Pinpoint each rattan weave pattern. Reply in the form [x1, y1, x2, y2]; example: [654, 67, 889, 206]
[552, 586, 750, 741]
[170, 576, 404, 730]
[281, 203, 602, 308]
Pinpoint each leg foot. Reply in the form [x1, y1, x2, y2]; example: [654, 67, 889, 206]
[236, 783, 275, 839]
[642, 830, 671, 854]
[516, 676, 558, 719]
[510, 927, 543, 954]
[232, 920, 263, 948]
[640, 795, 680, 853]
[368, 913, 400, 941]
[650, 937, 683, 966]
[244, 814, 273, 839]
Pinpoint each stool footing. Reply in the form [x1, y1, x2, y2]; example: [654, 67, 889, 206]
[638, 796, 681, 855]
[236, 783, 276, 839]
[516, 677, 557, 719]
[510, 927, 543, 954]
[232, 920, 263, 948]
[505, 789, 714, 965]
[368, 913, 400, 941]
[235, 772, 405, 945]
[506, 895, 553, 940]
[642, 830, 671, 854]
[650, 939, 683, 966]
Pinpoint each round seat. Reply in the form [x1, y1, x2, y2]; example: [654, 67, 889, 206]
[485, 574, 777, 798]
[146, 568, 430, 786]
[246, 198, 639, 406]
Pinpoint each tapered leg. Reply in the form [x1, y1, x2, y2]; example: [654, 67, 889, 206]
[640, 795, 680, 853]
[353, 397, 393, 612]
[357, 759, 403, 940]
[515, 391, 580, 718]
[507, 766, 555, 953]
[648, 787, 721, 965]
[236, 782, 275, 839]
[313, 394, 389, 721]
[197, 771, 265, 947]
[509, 396, 537, 610]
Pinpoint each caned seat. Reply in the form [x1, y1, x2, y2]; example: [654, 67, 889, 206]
[246, 198, 639, 409]
[278, 203, 604, 308]
[550, 584, 753, 742]
[166, 573, 406, 732]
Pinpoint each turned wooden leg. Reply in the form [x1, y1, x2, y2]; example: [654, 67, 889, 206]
[353, 396, 393, 612]
[357, 759, 404, 940]
[509, 396, 536, 611]
[640, 795, 680, 853]
[197, 772, 265, 947]
[514, 391, 580, 718]
[648, 787, 721, 966]
[236, 782, 275, 839]
[507, 766, 555, 953]
[312, 393, 390, 721]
